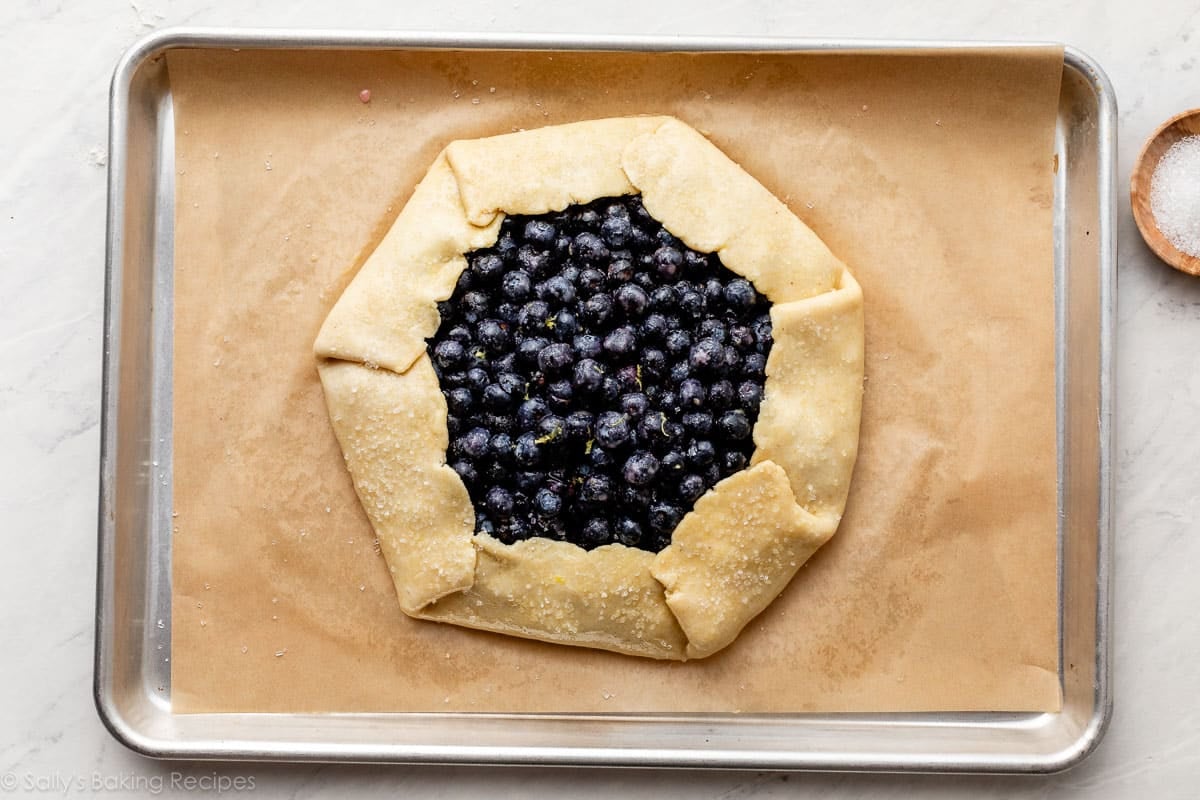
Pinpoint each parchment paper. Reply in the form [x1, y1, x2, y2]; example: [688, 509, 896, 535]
[169, 46, 1063, 713]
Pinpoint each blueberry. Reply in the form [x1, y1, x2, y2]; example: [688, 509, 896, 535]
[536, 414, 565, 442]
[485, 486, 514, 518]
[495, 227, 519, 251]
[524, 219, 556, 246]
[507, 517, 532, 541]
[613, 517, 643, 547]
[614, 364, 642, 394]
[724, 278, 757, 310]
[477, 319, 509, 350]
[615, 284, 650, 318]
[432, 340, 466, 370]
[648, 502, 683, 534]
[572, 232, 609, 263]
[685, 439, 716, 467]
[455, 269, 474, 293]
[640, 348, 667, 379]
[589, 446, 615, 469]
[579, 268, 606, 293]
[641, 313, 669, 341]
[637, 410, 671, 445]
[679, 378, 706, 409]
[684, 249, 710, 275]
[580, 518, 611, 548]
[688, 338, 724, 372]
[565, 410, 594, 440]
[580, 293, 613, 326]
[603, 326, 638, 358]
[572, 359, 605, 393]
[471, 254, 505, 283]
[668, 361, 691, 386]
[451, 460, 478, 486]
[560, 265, 581, 285]
[664, 329, 691, 355]
[607, 259, 635, 284]
[573, 333, 603, 360]
[698, 319, 727, 344]
[517, 398, 550, 428]
[600, 376, 622, 404]
[546, 379, 574, 411]
[650, 285, 676, 310]
[622, 452, 660, 486]
[703, 278, 725, 304]
[722, 450, 748, 475]
[517, 246, 551, 277]
[538, 342, 574, 374]
[571, 207, 602, 232]
[446, 414, 463, 437]
[483, 382, 515, 410]
[654, 246, 683, 279]
[661, 450, 686, 474]
[514, 432, 542, 467]
[492, 351, 517, 374]
[680, 290, 706, 319]
[517, 336, 549, 366]
[518, 300, 551, 332]
[532, 487, 563, 518]
[729, 324, 755, 351]
[541, 275, 577, 306]
[742, 353, 767, 379]
[717, 410, 752, 440]
[619, 392, 650, 418]
[737, 381, 763, 408]
[497, 372, 524, 397]
[447, 325, 472, 343]
[600, 214, 632, 247]
[455, 427, 490, 460]
[678, 473, 706, 502]
[552, 234, 572, 257]
[708, 380, 735, 409]
[722, 346, 740, 373]
[753, 314, 773, 349]
[682, 411, 713, 435]
[501, 270, 532, 301]
[553, 309, 579, 338]
[477, 516, 495, 537]
[595, 411, 632, 449]
[446, 387, 473, 415]
[490, 433, 514, 463]
[579, 475, 613, 507]
[702, 462, 722, 485]
[496, 302, 520, 325]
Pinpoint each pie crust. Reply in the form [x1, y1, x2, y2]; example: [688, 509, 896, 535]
[315, 116, 864, 660]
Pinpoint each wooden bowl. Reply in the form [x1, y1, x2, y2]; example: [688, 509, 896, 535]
[1131, 108, 1200, 276]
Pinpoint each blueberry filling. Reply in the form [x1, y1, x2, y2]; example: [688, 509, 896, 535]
[427, 195, 772, 553]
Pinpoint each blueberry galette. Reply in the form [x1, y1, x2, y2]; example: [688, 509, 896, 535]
[314, 117, 864, 659]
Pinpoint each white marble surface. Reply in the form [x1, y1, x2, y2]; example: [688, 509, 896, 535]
[2, 0, 1198, 796]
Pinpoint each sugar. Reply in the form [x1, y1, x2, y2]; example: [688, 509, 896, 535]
[1150, 135, 1200, 257]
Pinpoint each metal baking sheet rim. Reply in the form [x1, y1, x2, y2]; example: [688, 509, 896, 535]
[96, 27, 1115, 773]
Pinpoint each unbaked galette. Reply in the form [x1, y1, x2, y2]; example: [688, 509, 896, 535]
[314, 116, 864, 660]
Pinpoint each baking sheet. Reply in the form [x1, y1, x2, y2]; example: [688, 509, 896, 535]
[168, 46, 1063, 713]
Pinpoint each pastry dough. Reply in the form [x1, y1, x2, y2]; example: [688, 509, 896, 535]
[315, 116, 864, 660]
